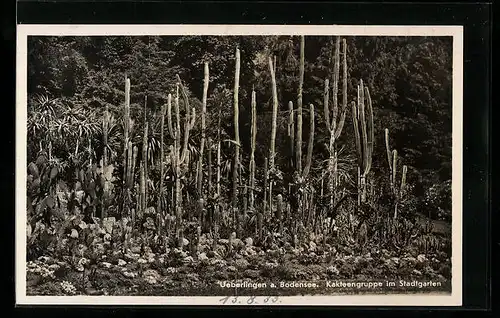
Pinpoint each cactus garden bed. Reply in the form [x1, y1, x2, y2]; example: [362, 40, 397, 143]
[25, 34, 454, 297]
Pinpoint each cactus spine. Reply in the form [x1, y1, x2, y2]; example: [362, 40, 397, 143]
[385, 128, 408, 219]
[351, 79, 374, 203]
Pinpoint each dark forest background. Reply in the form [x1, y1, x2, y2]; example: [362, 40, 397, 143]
[27, 35, 453, 221]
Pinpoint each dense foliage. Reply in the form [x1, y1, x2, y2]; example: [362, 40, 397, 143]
[26, 35, 453, 296]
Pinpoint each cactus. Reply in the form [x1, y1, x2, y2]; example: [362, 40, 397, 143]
[303, 104, 315, 178]
[166, 78, 196, 244]
[249, 90, 257, 213]
[101, 105, 109, 218]
[385, 128, 408, 219]
[268, 56, 279, 215]
[296, 36, 305, 174]
[140, 120, 148, 213]
[277, 194, 284, 235]
[120, 76, 137, 219]
[207, 137, 213, 197]
[324, 37, 348, 209]
[215, 110, 222, 237]
[122, 77, 131, 186]
[157, 94, 169, 234]
[287, 101, 295, 167]
[197, 62, 209, 198]
[351, 79, 374, 203]
[232, 48, 241, 232]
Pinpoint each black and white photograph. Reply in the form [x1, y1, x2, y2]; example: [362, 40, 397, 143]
[16, 25, 463, 306]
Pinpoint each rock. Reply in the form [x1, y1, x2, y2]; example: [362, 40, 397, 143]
[183, 256, 195, 264]
[390, 257, 400, 265]
[218, 239, 229, 245]
[137, 258, 148, 265]
[267, 249, 280, 258]
[143, 269, 160, 284]
[327, 265, 340, 276]
[182, 238, 190, 247]
[214, 270, 229, 280]
[243, 269, 261, 278]
[145, 252, 156, 263]
[118, 259, 127, 266]
[101, 262, 112, 269]
[244, 246, 257, 256]
[165, 267, 177, 274]
[245, 237, 254, 246]
[262, 261, 278, 271]
[309, 241, 317, 252]
[436, 274, 446, 282]
[210, 258, 227, 267]
[102, 217, 116, 234]
[417, 254, 427, 263]
[213, 245, 226, 256]
[186, 273, 199, 282]
[235, 258, 250, 270]
[227, 266, 238, 272]
[122, 271, 137, 278]
[231, 238, 244, 249]
[412, 269, 422, 276]
[198, 252, 208, 262]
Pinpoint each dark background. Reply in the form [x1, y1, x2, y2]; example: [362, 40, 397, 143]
[5, 0, 492, 314]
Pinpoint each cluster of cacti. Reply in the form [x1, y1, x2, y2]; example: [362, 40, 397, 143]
[385, 128, 408, 219]
[322, 37, 348, 234]
[351, 79, 374, 204]
[232, 48, 241, 236]
[121, 77, 140, 224]
[167, 77, 196, 247]
[83, 35, 412, 252]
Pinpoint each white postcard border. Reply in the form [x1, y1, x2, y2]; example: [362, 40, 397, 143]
[15, 24, 463, 306]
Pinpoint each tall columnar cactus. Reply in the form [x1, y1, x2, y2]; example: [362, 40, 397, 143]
[122, 77, 131, 187]
[385, 128, 408, 219]
[121, 76, 138, 219]
[278, 35, 316, 231]
[296, 36, 305, 175]
[324, 37, 347, 208]
[101, 104, 109, 218]
[157, 94, 170, 230]
[167, 78, 196, 245]
[197, 62, 209, 198]
[287, 101, 295, 166]
[215, 110, 222, 237]
[351, 79, 374, 203]
[268, 56, 279, 214]
[232, 48, 241, 232]
[249, 90, 257, 213]
[140, 120, 149, 213]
